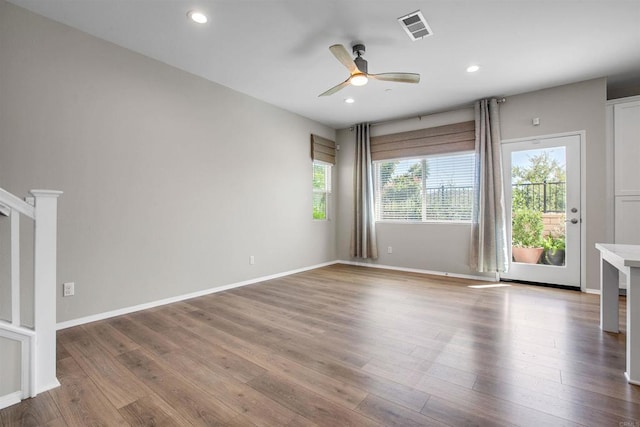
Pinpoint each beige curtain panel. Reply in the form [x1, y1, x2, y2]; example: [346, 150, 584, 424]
[350, 123, 378, 259]
[471, 98, 509, 273]
[310, 134, 336, 164]
[370, 121, 475, 161]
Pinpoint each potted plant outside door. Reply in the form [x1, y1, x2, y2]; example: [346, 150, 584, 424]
[542, 233, 566, 266]
[511, 209, 544, 264]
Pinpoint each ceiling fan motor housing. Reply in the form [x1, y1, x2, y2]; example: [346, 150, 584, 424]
[352, 44, 368, 74]
[354, 56, 368, 74]
[352, 43, 366, 55]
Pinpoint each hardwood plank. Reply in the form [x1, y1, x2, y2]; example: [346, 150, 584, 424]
[355, 394, 447, 427]
[285, 414, 319, 427]
[107, 315, 179, 356]
[63, 332, 149, 408]
[160, 350, 298, 427]
[49, 357, 129, 426]
[80, 322, 140, 356]
[267, 348, 430, 412]
[220, 413, 259, 427]
[417, 374, 582, 427]
[473, 375, 638, 426]
[175, 320, 369, 409]
[247, 372, 381, 427]
[0, 392, 61, 426]
[119, 394, 192, 426]
[117, 348, 238, 425]
[43, 416, 68, 427]
[159, 325, 266, 383]
[421, 396, 510, 427]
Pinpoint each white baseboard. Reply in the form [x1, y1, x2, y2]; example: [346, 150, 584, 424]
[57, 260, 497, 330]
[585, 288, 601, 295]
[0, 391, 22, 410]
[36, 379, 61, 395]
[337, 260, 498, 282]
[56, 260, 339, 330]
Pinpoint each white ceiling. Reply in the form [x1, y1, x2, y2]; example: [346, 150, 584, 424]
[8, 0, 640, 129]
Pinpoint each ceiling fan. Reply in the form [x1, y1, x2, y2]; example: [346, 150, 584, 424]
[319, 43, 420, 97]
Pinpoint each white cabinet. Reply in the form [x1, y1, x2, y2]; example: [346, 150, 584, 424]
[615, 196, 640, 244]
[613, 100, 640, 196]
[608, 96, 640, 289]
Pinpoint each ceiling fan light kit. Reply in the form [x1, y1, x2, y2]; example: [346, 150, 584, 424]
[319, 43, 420, 97]
[350, 74, 368, 86]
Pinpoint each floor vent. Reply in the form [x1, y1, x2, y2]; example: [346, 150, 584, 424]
[398, 10, 433, 41]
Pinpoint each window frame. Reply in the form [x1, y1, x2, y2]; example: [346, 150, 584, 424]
[312, 160, 332, 221]
[373, 151, 476, 224]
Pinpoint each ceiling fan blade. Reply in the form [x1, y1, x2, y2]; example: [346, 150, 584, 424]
[369, 73, 420, 84]
[329, 44, 358, 74]
[318, 78, 351, 97]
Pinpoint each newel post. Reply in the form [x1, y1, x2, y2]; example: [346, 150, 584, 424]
[31, 189, 63, 394]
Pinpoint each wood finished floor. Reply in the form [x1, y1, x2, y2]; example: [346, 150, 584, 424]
[2, 264, 639, 426]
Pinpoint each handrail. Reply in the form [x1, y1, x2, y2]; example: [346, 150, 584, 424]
[0, 188, 34, 219]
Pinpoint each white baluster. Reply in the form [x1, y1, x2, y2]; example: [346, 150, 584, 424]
[11, 209, 20, 326]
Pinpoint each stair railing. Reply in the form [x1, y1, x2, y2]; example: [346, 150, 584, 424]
[0, 188, 62, 408]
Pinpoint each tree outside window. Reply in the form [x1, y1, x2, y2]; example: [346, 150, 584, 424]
[313, 162, 331, 220]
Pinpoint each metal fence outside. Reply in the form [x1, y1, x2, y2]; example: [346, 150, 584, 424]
[512, 181, 565, 213]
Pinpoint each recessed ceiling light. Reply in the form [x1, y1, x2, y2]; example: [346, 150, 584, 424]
[344, 98, 355, 104]
[467, 65, 480, 73]
[187, 10, 208, 24]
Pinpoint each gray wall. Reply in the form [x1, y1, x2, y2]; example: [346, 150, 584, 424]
[338, 78, 607, 291]
[0, 2, 336, 323]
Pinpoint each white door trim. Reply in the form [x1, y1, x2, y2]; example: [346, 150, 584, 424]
[500, 130, 586, 291]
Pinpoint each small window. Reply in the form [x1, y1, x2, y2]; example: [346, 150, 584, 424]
[374, 152, 475, 222]
[313, 161, 332, 220]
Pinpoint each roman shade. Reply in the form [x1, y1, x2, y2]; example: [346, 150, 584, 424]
[310, 134, 336, 164]
[370, 120, 475, 161]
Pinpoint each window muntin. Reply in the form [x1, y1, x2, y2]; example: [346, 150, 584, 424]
[313, 161, 332, 220]
[374, 152, 475, 222]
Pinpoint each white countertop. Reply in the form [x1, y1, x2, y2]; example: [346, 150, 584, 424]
[596, 243, 640, 268]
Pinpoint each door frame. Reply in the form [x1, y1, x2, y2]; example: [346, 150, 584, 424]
[500, 131, 586, 292]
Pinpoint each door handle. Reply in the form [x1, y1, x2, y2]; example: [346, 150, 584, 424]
[566, 218, 579, 224]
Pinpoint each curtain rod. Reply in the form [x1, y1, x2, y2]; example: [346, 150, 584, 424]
[350, 97, 507, 130]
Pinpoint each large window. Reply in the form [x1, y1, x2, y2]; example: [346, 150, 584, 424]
[374, 152, 475, 222]
[313, 161, 332, 220]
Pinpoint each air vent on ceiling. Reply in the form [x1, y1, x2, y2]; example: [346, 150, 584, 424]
[398, 10, 432, 41]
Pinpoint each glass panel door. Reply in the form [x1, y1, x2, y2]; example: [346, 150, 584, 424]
[501, 135, 581, 287]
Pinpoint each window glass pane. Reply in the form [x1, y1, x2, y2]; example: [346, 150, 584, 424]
[313, 163, 326, 191]
[377, 159, 423, 221]
[425, 153, 475, 221]
[374, 152, 475, 222]
[312, 162, 331, 220]
[313, 193, 326, 220]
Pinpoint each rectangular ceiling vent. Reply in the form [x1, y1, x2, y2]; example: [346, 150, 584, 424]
[398, 10, 433, 41]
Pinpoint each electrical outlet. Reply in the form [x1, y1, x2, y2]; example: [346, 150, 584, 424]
[250, 255, 255, 265]
[387, 246, 393, 254]
[63, 282, 75, 297]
